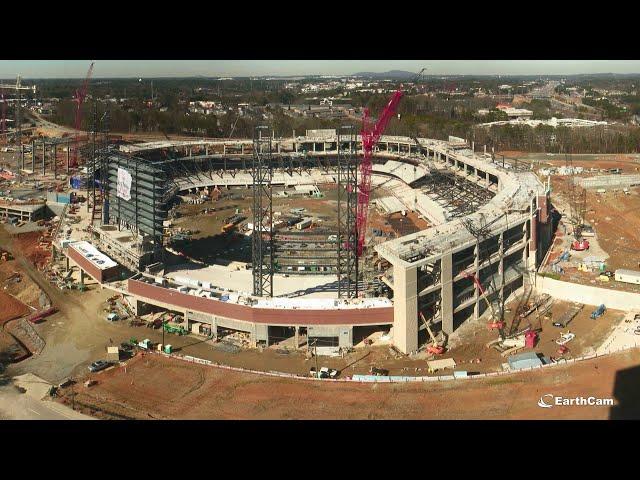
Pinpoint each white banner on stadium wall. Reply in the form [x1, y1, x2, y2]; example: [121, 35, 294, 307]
[116, 167, 132, 201]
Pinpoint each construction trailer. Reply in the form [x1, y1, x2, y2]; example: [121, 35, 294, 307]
[615, 269, 640, 285]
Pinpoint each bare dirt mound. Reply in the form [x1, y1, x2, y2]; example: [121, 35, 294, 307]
[0, 291, 31, 326]
[0, 331, 30, 364]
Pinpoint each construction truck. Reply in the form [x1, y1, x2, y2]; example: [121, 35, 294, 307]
[571, 239, 590, 251]
[591, 304, 606, 320]
[163, 323, 188, 335]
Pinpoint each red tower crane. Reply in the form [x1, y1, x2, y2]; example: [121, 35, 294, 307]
[356, 68, 424, 256]
[71, 61, 95, 167]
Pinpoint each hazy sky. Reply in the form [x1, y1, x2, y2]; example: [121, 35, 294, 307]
[2, 60, 640, 78]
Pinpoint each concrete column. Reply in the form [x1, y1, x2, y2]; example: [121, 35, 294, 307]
[241, 144, 244, 155]
[472, 141, 475, 153]
[397, 142, 401, 152]
[53, 145, 57, 179]
[205, 145, 209, 156]
[223, 144, 226, 155]
[486, 171, 490, 187]
[441, 253, 454, 334]
[529, 215, 538, 270]
[31, 140, 35, 171]
[392, 264, 418, 354]
[42, 141, 46, 176]
[464, 163, 468, 175]
[312, 142, 316, 152]
[454, 158, 458, 170]
[499, 232, 505, 302]
[67, 144, 70, 173]
[21, 145, 25, 170]
[473, 244, 480, 321]
[484, 145, 487, 156]
[294, 326, 299, 349]
[188, 147, 192, 157]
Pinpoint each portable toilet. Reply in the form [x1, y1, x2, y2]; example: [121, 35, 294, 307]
[107, 346, 120, 361]
[525, 330, 538, 348]
[164, 344, 173, 354]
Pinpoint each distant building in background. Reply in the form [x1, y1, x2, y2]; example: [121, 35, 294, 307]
[477, 117, 608, 129]
[496, 104, 533, 120]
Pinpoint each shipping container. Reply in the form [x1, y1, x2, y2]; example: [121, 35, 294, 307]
[296, 218, 313, 230]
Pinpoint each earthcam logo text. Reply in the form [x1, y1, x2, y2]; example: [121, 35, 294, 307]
[538, 394, 614, 408]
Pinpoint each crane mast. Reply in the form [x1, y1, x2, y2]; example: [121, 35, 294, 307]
[0, 90, 6, 145]
[0, 76, 37, 146]
[71, 61, 95, 167]
[356, 90, 403, 256]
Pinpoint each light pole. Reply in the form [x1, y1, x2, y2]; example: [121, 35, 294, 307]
[71, 377, 76, 411]
[162, 319, 165, 352]
[311, 339, 319, 378]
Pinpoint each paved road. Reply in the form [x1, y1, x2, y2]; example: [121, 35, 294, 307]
[29, 110, 76, 134]
[0, 377, 91, 420]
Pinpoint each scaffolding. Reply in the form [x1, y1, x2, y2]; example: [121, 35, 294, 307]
[337, 125, 359, 298]
[100, 148, 169, 270]
[252, 126, 274, 297]
[87, 104, 111, 225]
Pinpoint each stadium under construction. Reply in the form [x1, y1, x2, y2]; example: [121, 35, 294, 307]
[54, 129, 553, 355]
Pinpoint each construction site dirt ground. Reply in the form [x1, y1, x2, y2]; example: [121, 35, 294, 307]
[0, 291, 31, 326]
[2, 219, 626, 386]
[545, 175, 640, 292]
[169, 183, 421, 265]
[20, 290, 619, 383]
[501, 151, 640, 172]
[54, 347, 640, 419]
